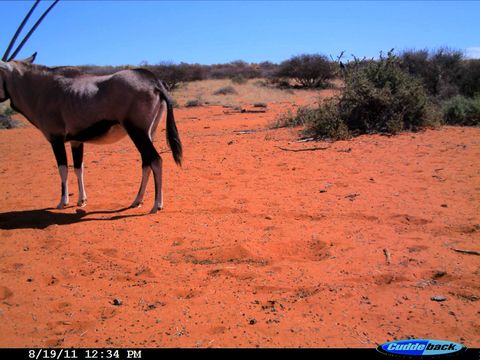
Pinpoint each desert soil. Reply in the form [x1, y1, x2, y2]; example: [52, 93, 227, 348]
[0, 103, 479, 348]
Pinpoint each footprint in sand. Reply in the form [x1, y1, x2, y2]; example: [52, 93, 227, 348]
[209, 326, 226, 335]
[99, 248, 118, 257]
[0, 286, 13, 300]
[307, 239, 331, 261]
[373, 273, 409, 285]
[134, 266, 156, 278]
[53, 301, 72, 313]
[391, 214, 432, 226]
[182, 244, 267, 266]
[408, 245, 429, 253]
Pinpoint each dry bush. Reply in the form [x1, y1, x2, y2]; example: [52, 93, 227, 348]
[274, 54, 335, 88]
[207, 60, 261, 80]
[0, 102, 20, 129]
[399, 48, 468, 99]
[459, 59, 480, 98]
[185, 99, 202, 107]
[213, 86, 238, 95]
[231, 75, 248, 84]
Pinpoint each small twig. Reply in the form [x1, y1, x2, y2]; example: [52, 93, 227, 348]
[275, 145, 329, 152]
[345, 193, 360, 201]
[296, 137, 315, 143]
[240, 109, 267, 113]
[383, 248, 391, 264]
[451, 248, 480, 256]
[351, 329, 370, 345]
[233, 129, 259, 135]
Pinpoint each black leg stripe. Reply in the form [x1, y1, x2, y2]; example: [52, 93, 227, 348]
[72, 143, 84, 169]
[51, 141, 67, 166]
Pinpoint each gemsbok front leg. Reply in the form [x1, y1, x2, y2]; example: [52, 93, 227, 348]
[71, 141, 87, 207]
[50, 140, 69, 209]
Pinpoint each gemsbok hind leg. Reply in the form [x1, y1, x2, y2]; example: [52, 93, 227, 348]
[71, 141, 87, 207]
[50, 140, 69, 209]
[125, 124, 163, 213]
[130, 102, 165, 208]
[130, 167, 151, 208]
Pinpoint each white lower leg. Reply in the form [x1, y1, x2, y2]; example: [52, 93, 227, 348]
[131, 166, 151, 207]
[150, 158, 163, 213]
[74, 164, 87, 207]
[57, 165, 69, 209]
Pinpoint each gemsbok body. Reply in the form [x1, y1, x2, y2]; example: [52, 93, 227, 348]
[0, 56, 182, 213]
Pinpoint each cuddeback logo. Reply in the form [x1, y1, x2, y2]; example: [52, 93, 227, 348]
[377, 339, 466, 357]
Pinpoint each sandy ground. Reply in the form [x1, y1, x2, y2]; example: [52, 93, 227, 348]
[0, 103, 479, 348]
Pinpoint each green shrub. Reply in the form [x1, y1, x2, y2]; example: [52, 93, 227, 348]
[442, 95, 480, 126]
[213, 86, 237, 95]
[271, 106, 316, 129]
[275, 50, 437, 140]
[271, 103, 350, 140]
[303, 100, 350, 140]
[339, 50, 431, 134]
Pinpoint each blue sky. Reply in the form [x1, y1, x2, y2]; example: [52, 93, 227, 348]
[1, 1, 479, 66]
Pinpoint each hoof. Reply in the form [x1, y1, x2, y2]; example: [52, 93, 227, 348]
[130, 201, 142, 208]
[56, 202, 68, 209]
[77, 199, 87, 207]
[149, 205, 163, 214]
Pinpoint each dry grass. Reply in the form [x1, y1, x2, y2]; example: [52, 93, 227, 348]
[0, 101, 12, 116]
[171, 78, 338, 108]
[0, 100, 21, 129]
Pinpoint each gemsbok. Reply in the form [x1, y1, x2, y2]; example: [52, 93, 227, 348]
[0, 1, 182, 214]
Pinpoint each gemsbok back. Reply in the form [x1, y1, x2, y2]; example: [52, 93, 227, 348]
[0, 57, 183, 213]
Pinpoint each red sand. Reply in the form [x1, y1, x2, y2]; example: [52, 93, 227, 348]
[0, 104, 479, 348]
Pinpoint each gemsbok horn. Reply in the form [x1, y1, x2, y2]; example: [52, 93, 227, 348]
[0, 1, 182, 213]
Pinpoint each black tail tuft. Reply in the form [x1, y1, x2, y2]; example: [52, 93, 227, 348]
[157, 80, 182, 165]
[166, 101, 183, 166]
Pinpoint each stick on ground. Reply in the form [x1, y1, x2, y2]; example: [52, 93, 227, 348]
[451, 248, 480, 256]
[275, 145, 330, 152]
[383, 248, 391, 264]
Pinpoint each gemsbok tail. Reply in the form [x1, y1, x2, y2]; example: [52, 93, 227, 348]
[157, 82, 183, 166]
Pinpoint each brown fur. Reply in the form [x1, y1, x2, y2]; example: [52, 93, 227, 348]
[0, 60, 182, 213]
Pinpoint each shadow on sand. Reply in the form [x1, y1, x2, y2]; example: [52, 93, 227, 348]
[0, 207, 145, 230]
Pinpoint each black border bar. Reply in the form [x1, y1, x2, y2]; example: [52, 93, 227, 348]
[0, 348, 478, 360]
